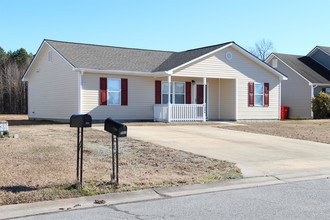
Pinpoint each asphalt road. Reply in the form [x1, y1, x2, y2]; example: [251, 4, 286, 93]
[16, 178, 330, 220]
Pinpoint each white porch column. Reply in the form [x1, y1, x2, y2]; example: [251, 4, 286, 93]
[167, 75, 172, 122]
[203, 77, 207, 122]
[77, 70, 83, 114]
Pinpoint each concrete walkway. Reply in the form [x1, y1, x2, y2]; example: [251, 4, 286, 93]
[127, 125, 330, 178]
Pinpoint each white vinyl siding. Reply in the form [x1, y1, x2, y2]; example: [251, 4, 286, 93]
[173, 48, 281, 120]
[220, 79, 236, 120]
[82, 73, 154, 120]
[27, 44, 78, 120]
[267, 57, 312, 119]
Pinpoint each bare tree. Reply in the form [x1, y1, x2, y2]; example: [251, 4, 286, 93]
[0, 47, 31, 114]
[249, 39, 274, 61]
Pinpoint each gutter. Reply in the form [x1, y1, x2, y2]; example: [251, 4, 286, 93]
[72, 68, 168, 77]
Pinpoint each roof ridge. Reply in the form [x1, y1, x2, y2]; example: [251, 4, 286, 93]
[44, 39, 175, 54]
[273, 52, 304, 57]
[181, 41, 233, 53]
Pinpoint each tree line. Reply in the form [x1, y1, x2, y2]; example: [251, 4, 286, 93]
[0, 47, 32, 114]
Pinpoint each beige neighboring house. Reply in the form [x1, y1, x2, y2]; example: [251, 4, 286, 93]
[266, 46, 330, 119]
[22, 39, 287, 122]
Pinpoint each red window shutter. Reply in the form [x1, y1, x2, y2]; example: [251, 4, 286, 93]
[248, 82, 254, 107]
[264, 83, 269, 107]
[185, 81, 191, 104]
[100, 77, 107, 105]
[155, 80, 161, 104]
[121, 78, 128, 106]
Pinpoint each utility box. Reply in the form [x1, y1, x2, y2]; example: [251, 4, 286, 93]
[70, 114, 92, 128]
[0, 120, 9, 137]
[104, 118, 127, 137]
[0, 120, 8, 132]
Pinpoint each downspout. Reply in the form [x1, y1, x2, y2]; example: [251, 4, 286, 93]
[311, 84, 317, 118]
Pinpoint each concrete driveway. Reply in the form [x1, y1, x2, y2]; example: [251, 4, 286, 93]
[127, 125, 330, 179]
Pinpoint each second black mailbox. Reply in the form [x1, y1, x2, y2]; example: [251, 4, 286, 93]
[104, 118, 127, 137]
[70, 114, 92, 127]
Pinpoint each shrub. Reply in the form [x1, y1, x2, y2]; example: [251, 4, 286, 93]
[312, 92, 330, 119]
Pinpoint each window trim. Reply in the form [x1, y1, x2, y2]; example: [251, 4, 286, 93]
[107, 78, 121, 105]
[161, 81, 186, 104]
[254, 82, 264, 107]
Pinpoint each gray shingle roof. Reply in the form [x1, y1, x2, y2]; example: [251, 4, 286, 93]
[45, 40, 232, 72]
[274, 53, 330, 84]
[319, 46, 330, 55]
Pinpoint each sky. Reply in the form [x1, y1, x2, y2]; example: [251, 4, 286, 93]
[1, 0, 330, 56]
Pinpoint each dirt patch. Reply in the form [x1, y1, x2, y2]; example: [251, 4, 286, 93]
[0, 115, 241, 205]
[222, 120, 330, 144]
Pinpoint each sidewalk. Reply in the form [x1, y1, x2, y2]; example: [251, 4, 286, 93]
[1, 174, 327, 219]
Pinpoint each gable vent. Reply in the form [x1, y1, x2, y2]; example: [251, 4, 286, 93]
[48, 50, 52, 62]
[272, 59, 278, 68]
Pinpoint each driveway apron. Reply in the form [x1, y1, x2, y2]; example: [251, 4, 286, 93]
[127, 125, 330, 178]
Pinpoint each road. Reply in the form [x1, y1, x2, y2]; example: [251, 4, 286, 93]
[16, 178, 330, 220]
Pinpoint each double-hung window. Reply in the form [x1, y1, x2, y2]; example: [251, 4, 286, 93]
[254, 83, 264, 106]
[248, 82, 269, 107]
[100, 78, 128, 106]
[161, 82, 185, 104]
[108, 78, 121, 105]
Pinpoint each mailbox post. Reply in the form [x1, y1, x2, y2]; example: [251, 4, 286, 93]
[104, 118, 127, 185]
[70, 114, 92, 188]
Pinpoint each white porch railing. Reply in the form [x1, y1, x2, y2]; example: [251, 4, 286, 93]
[154, 104, 205, 122]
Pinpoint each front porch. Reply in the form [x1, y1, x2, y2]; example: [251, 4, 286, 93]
[154, 104, 206, 122]
[152, 75, 237, 122]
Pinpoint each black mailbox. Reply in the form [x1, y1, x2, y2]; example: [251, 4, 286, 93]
[104, 118, 127, 137]
[70, 114, 92, 127]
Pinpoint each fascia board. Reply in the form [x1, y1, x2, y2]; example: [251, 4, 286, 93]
[169, 43, 234, 73]
[74, 68, 167, 77]
[22, 41, 46, 81]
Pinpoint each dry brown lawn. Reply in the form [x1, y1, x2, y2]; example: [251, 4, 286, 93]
[0, 115, 241, 205]
[222, 119, 330, 144]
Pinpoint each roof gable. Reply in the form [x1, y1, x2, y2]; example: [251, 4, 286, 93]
[24, 39, 286, 81]
[271, 53, 330, 84]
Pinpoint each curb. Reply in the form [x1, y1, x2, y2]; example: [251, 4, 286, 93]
[0, 174, 328, 219]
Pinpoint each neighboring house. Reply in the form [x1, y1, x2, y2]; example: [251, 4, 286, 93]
[22, 39, 287, 122]
[266, 46, 330, 119]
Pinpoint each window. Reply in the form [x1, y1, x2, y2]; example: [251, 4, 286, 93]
[100, 78, 128, 106]
[161, 82, 185, 104]
[248, 82, 269, 107]
[107, 78, 121, 105]
[254, 83, 264, 106]
[326, 88, 330, 94]
[175, 82, 185, 104]
[162, 82, 171, 104]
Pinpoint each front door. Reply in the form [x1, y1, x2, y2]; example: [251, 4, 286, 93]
[196, 85, 207, 119]
[196, 85, 207, 104]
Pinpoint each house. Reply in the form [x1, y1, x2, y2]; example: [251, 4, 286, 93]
[22, 39, 287, 122]
[266, 46, 330, 119]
